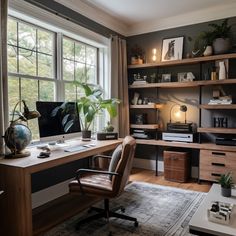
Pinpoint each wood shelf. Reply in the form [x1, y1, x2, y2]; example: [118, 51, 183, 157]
[198, 127, 236, 134]
[128, 53, 236, 69]
[128, 79, 236, 89]
[135, 139, 236, 152]
[199, 104, 236, 109]
[130, 104, 163, 109]
[130, 124, 159, 129]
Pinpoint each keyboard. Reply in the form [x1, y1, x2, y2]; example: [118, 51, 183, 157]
[64, 145, 88, 152]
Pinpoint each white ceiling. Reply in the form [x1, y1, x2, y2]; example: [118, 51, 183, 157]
[55, 0, 236, 36]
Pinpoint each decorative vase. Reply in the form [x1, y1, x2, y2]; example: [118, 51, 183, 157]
[219, 61, 226, 80]
[213, 38, 231, 55]
[221, 187, 231, 197]
[82, 130, 91, 141]
[203, 46, 213, 56]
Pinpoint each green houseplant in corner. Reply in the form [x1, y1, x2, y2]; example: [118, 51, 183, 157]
[55, 82, 120, 141]
[218, 172, 234, 197]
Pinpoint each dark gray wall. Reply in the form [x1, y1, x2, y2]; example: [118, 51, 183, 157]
[127, 17, 236, 64]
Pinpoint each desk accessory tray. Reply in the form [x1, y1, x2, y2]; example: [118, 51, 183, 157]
[207, 201, 234, 225]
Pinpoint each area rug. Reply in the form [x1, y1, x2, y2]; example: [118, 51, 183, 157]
[44, 182, 206, 236]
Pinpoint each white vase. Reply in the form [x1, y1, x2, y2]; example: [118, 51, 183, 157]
[203, 46, 213, 56]
[219, 61, 226, 80]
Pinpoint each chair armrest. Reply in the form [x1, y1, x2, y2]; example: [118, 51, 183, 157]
[93, 154, 112, 161]
[76, 168, 119, 178]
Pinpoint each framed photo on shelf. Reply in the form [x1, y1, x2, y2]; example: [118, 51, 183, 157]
[161, 36, 184, 62]
[161, 74, 171, 82]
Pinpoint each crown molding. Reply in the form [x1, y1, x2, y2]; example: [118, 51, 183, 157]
[55, 0, 129, 36]
[55, 0, 236, 37]
[126, 2, 236, 36]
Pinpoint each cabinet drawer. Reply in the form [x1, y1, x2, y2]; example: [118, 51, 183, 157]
[200, 149, 236, 182]
[200, 169, 226, 182]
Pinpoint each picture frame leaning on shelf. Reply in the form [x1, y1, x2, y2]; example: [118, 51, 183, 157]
[161, 36, 184, 62]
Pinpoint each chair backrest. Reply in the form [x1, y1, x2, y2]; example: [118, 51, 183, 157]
[111, 136, 136, 197]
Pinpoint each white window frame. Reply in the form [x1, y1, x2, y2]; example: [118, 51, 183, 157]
[8, 0, 111, 135]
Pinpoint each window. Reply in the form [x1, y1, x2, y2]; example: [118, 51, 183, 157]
[62, 36, 97, 101]
[8, 17, 56, 140]
[7, 17, 100, 140]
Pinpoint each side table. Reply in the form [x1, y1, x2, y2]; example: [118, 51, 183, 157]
[189, 184, 236, 236]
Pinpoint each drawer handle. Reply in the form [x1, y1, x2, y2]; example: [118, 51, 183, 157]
[171, 157, 178, 161]
[212, 152, 225, 156]
[211, 173, 221, 177]
[211, 162, 225, 167]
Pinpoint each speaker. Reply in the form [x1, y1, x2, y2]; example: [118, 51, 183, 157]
[97, 132, 118, 140]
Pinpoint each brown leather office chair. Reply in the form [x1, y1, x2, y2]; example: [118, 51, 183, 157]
[69, 136, 138, 232]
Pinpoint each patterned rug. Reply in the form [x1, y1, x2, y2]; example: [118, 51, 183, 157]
[44, 182, 206, 236]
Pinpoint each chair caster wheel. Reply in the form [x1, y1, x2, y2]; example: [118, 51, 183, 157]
[120, 206, 125, 213]
[134, 221, 139, 227]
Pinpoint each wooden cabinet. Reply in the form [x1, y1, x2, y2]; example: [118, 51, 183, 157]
[199, 149, 236, 182]
[164, 150, 190, 182]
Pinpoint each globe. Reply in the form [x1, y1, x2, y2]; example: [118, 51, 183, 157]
[4, 123, 32, 158]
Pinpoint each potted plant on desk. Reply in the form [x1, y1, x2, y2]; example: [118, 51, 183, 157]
[218, 172, 234, 197]
[54, 82, 120, 141]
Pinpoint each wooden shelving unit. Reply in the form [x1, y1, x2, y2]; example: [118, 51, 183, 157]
[130, 104, 163, 109]
[130, 124, 159, 129]
[199, 104, 236, 109]
[198, 127, 236, 134]
[128, 52, 236, 181]
[129, 78, 236, 89]
[128, 53, 236, 69]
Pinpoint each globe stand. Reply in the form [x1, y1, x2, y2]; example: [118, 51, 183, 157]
[5, 150, 31, 159]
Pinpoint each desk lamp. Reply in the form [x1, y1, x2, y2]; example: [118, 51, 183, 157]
[4, 100, 41, 158]
[169, 104, 187, 124]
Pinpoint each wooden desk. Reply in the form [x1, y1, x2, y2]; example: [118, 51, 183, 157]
[189, 184, 236, 236]
[0, 139, 121, 236]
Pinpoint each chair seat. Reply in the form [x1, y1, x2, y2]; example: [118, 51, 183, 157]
[69, 174, 113, 197]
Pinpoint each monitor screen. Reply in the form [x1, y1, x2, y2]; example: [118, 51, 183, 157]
[36, 101, 81, 142]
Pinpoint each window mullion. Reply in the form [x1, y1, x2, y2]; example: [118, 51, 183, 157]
[56, 32, 64, 101]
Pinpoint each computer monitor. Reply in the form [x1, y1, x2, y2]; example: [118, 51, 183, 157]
[36, 101, 81, 142]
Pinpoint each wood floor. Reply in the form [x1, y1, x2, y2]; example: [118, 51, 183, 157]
[130, 168, 212, 193]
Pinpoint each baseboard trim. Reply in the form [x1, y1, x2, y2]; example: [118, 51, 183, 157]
[133, 158, 199, 178]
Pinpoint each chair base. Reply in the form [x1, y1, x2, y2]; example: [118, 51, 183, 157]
[76, 198, 138, 230]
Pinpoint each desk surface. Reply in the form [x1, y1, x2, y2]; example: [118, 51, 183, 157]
[0, 139, 122, 173]
[189, 184, 236, 236]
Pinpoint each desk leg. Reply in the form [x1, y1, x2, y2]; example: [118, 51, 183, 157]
[0, 166, 32, 236]
[155, 146, 158, 176]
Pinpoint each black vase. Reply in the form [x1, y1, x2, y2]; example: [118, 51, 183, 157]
[82, 130, 91, 141]
[221, 187, 231, 197]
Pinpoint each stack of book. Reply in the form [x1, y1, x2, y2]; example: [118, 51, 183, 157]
[132, 80, 147, 85]
[208, 96, 232, 105]
[132, 129, 148, 139]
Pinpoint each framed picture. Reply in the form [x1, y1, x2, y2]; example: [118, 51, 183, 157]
[162, 74, 171, 82]
[161, 36, 184, 62]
